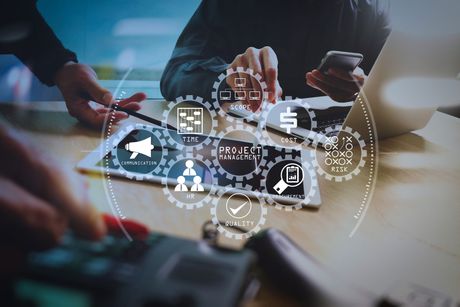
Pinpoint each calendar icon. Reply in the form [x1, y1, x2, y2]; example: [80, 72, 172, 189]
[177, 107, 203, 134]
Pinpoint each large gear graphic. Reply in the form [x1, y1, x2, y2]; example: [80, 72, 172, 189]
[210, 184, 267, 240]
[211, 67, 269, 122]
[208, 123, 268, 182]
[162, 95, 218, 151]
[111, 123, 168, 180]
[312, 125, 367, 182]
[161, 155, 217, 210]
[260, 152, 318, 211]
[258, 98, 317, 148]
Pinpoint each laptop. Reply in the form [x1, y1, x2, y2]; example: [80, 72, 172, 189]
[229, 30, 460, 142]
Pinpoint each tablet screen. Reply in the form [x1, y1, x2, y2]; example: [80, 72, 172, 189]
[94, 126, 312, 204]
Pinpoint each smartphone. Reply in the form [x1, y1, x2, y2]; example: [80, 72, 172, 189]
[77, 124, 321, 207]
[317, 50, 363, 74]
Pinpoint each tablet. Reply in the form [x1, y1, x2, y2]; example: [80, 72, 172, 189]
[77, 124, 321, 207]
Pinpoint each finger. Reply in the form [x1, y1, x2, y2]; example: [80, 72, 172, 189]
[274, 81, 283, 102]
[245, 48, 264, 111]
[311, 70, 358, 94]
[84, 77, 113, 106]
[36, 166, 107, 241]
[117, 92, 147, 106]
[53, 169, 107, 240]
[0, 176, 67, 250]
[327, 68, 355, 81]
[249, 82, 263, 112]
[353, 66, 365, 78]
[260, 46, 278, 102]
[233, 55, 252, 108]
[226, 55, 244, 94]
[226, 65, 237, 90]
[0, 127, 105, 243]
[328, 68, 365, 86]
[98, 101, 141, 114]
[95, 108, 130, 121]
[245, 47, 262, 82]
[0, 129, 107, 241]
[67, 100, 108, 128]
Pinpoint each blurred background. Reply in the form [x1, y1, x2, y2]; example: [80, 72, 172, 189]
[0, 0, 459, 116]
[0, 0, 200, 102]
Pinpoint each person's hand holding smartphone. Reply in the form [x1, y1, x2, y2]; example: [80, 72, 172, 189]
[306, 51, 365, 102]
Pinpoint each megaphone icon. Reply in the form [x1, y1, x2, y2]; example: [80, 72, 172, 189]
[125, 137, 154, 159]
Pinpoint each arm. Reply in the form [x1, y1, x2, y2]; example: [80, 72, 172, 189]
[359, 0, 392, 75]
[161, 0, 282, 105]
[160, 0, 229, 101]
[0, 123, 107, 250]
[0, 0, 76, 86]
[0, 0, 146, 128]
[306, 0, 391, 102]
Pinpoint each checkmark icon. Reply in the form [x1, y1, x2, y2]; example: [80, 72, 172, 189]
[230, 201, 248, 216]
[225, 193, 253, 219]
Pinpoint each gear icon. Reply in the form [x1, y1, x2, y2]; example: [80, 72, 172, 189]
[111, 123, 168, 180]
[211, 67, 269, 122]
[312, 125, 367, 182]
[208, 123, 268, 182]
[210, 185, 267, 240]
[260, 152, 318, 211]
[162, 95, 218, 151]
[259, 98, 317, 148]
[161, 154, 217, 210]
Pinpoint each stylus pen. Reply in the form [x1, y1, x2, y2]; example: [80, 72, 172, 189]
[110, 103, 177, 131]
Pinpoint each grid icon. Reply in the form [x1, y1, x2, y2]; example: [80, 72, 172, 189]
[177, 107, 203, 134]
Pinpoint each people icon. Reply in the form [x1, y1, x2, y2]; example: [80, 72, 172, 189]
[183, 159, 197, 176]
[174, 175, 188, 192]
[191, 176, 204, 192]
[174, 160, 205, 193]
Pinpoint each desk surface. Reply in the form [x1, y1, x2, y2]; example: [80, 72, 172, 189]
[1, 101, 459, 305]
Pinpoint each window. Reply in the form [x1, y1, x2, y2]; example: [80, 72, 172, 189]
[0, 0, 200, 101]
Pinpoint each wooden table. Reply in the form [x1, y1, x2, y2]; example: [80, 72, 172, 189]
[1, 101, 459, 305]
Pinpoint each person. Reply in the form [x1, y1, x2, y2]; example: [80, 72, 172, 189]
[175, 176, 188, 192]
[191, 176, 204, 192]
[161, 0, 391, 104]
[0, 0, 145, 256]
[183, 160, 197, 176]
[0, 123, 106, 253]
[0, 0, 145, 128]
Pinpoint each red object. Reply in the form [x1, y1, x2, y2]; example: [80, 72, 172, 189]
[102, 214, 149, 240]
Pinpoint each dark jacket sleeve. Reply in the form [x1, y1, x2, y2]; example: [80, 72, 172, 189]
[359, 0, 392, 75]
[0, 0, 77, 86]
[160, 0, 230, 101]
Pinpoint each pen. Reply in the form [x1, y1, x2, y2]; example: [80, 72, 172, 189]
[110, 103, 177, 131]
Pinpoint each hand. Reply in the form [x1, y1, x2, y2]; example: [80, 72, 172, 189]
[54, 62, 146, 128]
[306, 67, 366, 102]
[227, 46, 283, 111]
[0, 125, 106, 251]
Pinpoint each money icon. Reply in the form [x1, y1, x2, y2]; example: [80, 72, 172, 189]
[280, 107, 297, 134]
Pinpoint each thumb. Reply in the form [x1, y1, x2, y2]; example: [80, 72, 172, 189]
[265, 68, 278, 102]
[85, 78, 113, 106]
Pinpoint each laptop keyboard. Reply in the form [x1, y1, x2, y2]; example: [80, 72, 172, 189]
[295, 105, 350, 132]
